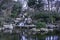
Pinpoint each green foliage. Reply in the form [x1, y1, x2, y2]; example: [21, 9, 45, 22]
[28, 0, 44, 9]
[49, 16, 55, 23]
[32, 11, 60, 23]
[32, 12, 49, 19]
[10, 12, 17, 18]
[36, 22, 46, 28]
[28, 0, 36, 7]
[12, 2, 21, 13]
[11, 2, 22, 18]
[0, 21, 1, 26]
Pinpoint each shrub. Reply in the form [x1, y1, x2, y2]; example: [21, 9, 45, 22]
[36, 22, 46, 28]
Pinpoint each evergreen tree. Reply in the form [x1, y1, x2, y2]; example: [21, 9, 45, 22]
[28, 0, 44, 9]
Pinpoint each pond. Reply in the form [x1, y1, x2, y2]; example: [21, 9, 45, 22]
[45, 36, 59, 40]
[0, 32, 60, 40]
[20, 34, 60, 40]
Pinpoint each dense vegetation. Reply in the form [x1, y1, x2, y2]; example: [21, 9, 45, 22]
[28, 0, 44, 9]
[0, 0, 60, 40]
[0, 0, 60, 28]
[11, 2, 22, 18]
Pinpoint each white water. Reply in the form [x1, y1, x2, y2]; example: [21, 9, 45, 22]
[13, 0, 28, 11]
[18, 0, 28, 11]
[21, 32, 27, 40]
[21, 35, 27, 40]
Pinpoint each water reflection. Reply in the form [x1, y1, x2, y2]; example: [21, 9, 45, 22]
[21, 35, 27, 40]
[45, 36, 59, 40]
[0, 33, 60, 40]
[21, 32, 27, 40]
[20, 32, 37, 40]
[20, 35, 59, 40]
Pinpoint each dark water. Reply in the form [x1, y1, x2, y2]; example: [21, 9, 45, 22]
[0, 33, 60, 40]
[45, 36, 59, 40]
[20, 35, 60, 40]
[19, 32, 60, 40]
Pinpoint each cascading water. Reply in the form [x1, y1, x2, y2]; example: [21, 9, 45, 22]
[18, 0, 28, 11]
[21, 32, 27, 40]
[13, 0, 36, 40]
[13, 0, 28, 11]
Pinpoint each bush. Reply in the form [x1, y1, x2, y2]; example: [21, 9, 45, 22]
[36, 22, 46, 28]
[10, 2, 22, 18]
[10, 12, 17, 18]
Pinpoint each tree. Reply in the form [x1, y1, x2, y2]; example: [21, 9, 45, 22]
[36, 22, 46, 28]
[28, 0, 44, 9]
[49, 15, 55, 23]
[28, 0, 36, 8]
[11, 2, 22, 18]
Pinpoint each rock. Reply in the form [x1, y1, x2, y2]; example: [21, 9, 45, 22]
[46, 24, 56, 29]
[3, 24, 13, 30]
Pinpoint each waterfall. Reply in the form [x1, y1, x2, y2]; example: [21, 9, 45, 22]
[13, 0, 28, 11]
[21, 32, 27, 40]
[21, 35, 27, 40]
[18, 0, 28, 11]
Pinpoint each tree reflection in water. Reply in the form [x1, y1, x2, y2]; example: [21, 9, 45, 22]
[45, 36, 59, 40]
[0, 32, 60, 40]
[20, 35, 60, 40]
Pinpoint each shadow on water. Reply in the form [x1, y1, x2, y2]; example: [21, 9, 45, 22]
[20, 35, 60, 40]
[0, 32, 60, 40]
[19, 32, 60, 40]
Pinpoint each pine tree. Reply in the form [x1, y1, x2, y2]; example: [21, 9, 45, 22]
[28, 0, 44, 9]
